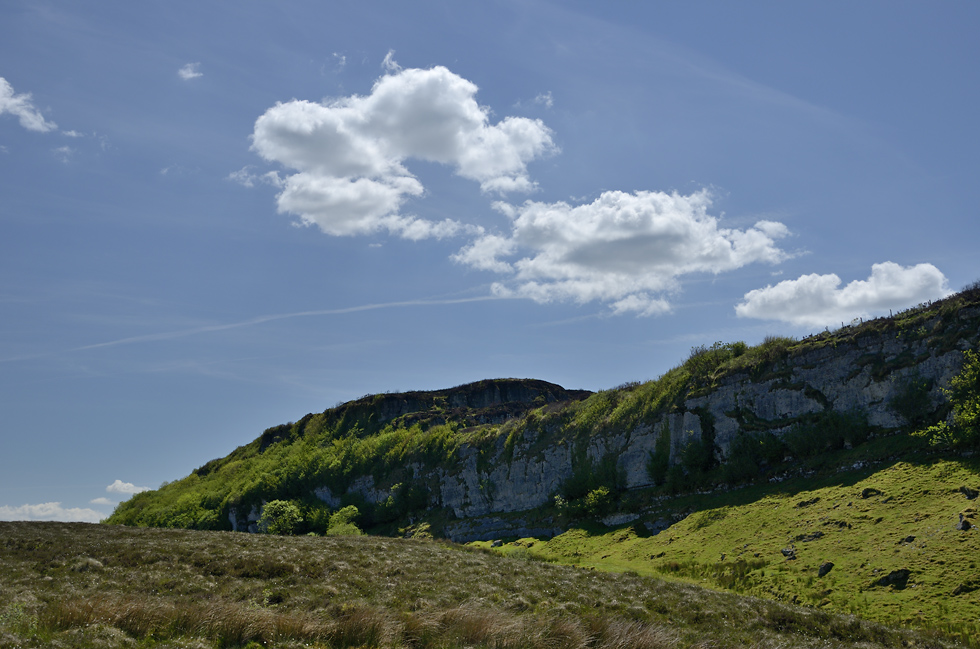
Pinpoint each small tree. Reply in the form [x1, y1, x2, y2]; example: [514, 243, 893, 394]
[326, 505, 363, 536]
[257, 499, 303, 535]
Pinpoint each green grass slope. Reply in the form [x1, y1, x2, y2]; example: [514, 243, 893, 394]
[479, 448, 980, 644]
[0, 521, 967, 648]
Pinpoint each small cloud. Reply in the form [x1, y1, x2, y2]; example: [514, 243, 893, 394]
[333, 52, 346, 70]
[89, 497, 114, 506]
[227, 166, 283, 188]
[160, 164, 198, 176]
[178, 63, 203, 80]
[0, 77, 57, 132]
[62, 129, 83, 138]
[735, 262, 952, 328]
[533, 92, 554, 108]
[0, 502, 104, 523]
[52, 145, 73, 163]
[106, 479, 150, 495]
[381, 50, 401, 73]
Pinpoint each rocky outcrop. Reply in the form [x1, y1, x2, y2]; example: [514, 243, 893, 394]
[311, 304, 978, 534]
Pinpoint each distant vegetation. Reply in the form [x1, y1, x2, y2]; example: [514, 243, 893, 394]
[0, 521, 965, 648]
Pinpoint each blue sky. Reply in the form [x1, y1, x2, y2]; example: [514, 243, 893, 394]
[2, 1, 977, 522]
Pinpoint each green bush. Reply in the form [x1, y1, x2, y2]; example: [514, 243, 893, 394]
[256, 500, 303, 535]
[325, 505, 363, 536]
[582, 486, 614, 517]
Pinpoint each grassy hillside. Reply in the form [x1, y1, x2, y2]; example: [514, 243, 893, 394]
[475, 441, 980, 643]
[0, 521, 966, 648]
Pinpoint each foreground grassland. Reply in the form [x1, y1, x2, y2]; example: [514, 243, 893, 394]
[478, 453, 980, 645]
[0, 522, 966, 649]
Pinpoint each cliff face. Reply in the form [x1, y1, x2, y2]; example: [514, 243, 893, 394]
[280, 304, 977, 541]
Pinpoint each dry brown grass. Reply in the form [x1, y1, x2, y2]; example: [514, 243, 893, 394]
[0, 522, 965, 648]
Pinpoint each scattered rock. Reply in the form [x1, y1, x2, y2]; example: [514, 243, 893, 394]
[818, 562, 834, 577]
[795, 531, 824, 542]
[899, 535, 916, 544]
[873, 569, 911, 589]
[796, 497, 820, 508]
[955, 514, 973, 531]
[781, 547, 797, 560]
[490, 539, 503, 548]
[602, 512, 639, 527]
[953, 580, 979, 596]
[644, 519, 672, 535]
[861, 487, 883, 499]
[70, 557, 104, 572]
[960, 486, 979, 500]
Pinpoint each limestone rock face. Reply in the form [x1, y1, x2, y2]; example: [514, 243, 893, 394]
[314, 306, 977, 530]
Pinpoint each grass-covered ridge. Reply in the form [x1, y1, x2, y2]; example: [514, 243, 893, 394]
[0, 521, 967, 648]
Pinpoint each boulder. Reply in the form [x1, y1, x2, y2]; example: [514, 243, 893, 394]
[873, 569, 911, 589]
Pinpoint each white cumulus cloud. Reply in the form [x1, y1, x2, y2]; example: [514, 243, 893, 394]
[0, 77, 57, 132]
[453, 190, 790, 316]
[89, 497, 114, 506]
[106, 479, 150, 495]
[178, 63, 203, 80]
[735, 262, 952, 328]
[0, 502, 104, 523]
[250, 64, 557, 239]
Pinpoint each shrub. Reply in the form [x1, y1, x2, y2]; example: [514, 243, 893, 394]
[685, 341, 748, 384]
[326, 505, 363, 536]
[582, 487, 614, 517]
[256, 500, 303, 535]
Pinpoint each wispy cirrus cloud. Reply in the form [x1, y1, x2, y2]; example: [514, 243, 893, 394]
[735, 262, 952, 328]
[0, 77, 57, 132]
